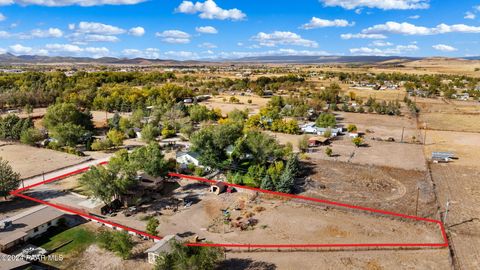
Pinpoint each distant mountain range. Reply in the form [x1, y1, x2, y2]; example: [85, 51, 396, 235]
[0, 52, 478, 65]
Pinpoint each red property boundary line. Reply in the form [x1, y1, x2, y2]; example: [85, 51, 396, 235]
[9, 164, 449, 249]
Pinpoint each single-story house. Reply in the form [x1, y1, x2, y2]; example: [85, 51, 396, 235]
[146, 235, 181, 264]
[308, 136, 330, 147]
[0, 205, 66, 252]
[176, 151, 202, 168]
[300, 123, 342, 137]
[120, 173, 166, 206]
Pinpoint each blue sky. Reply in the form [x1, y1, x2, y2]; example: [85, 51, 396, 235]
[0, 0, 478, 59]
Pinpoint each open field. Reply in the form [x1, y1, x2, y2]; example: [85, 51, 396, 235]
[0, 142, 90, 179]
[302, 159, 436, 217]
[431, 165, 480, 270]
[203, 94, 270, 116]
[417, 101, 480, 133]
[223, 249, 451, 270]
[424, 130, 480, 167]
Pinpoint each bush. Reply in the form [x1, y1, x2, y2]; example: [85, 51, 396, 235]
[161, 127, 176, 139]
[20, 128, 44, 145]
[97, 230, 134, 260]
[325, 147, 333, 157]
[91, 139, 113, 151]
[346, 124, 357, 133]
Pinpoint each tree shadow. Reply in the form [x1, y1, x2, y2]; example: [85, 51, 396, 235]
[216, 258, 277, 270]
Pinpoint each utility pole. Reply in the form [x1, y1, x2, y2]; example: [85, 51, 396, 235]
[424, 122, 427, 145]
[415, 187, 420, 216]
[443, 200, 451, 226]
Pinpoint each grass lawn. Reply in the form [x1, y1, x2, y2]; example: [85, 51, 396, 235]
[31, 224, 97, 255]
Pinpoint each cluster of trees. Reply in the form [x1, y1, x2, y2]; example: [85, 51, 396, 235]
[364, 97, 401, 116]
[41, 103, 94, 152]
[0, 114, 34, 141]
[189, 118, 299, 193]
[315, 113, 337, 128]
[404, 96, 420, 116]
[216, 74, 307, 96]
[154, 241, 224, 270]
[0, 71, 176, 109]
[79, 143, 172, 205]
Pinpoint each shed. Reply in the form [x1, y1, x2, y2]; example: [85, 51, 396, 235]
[145, 235, 181, 264]
[210, 181, 227, 195]
[308, 136, 329, 147]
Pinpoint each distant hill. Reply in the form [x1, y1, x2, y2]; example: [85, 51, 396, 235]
[0, 53, 478, 65]
[0, 53, 176, 65]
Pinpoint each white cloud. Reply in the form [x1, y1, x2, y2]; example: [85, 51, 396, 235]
[464, 12, 476, 20]
[30, 27, 63, 38]
[128, 26, 145, 36]
[195, 26, 218, 34]
[68, 33, 120, 42]
[340, 33, 387, 39]
[68, 23, 75, 30]
[75, 21, 126, 35]
[0, 13, 6, 21]
[9, 44, 33, 54]
[44, 43, 110, 57]
[0, 0, 146, 7]
[122, 48, 160, 59]
[155, 30, 191, 44]
[408, 15, 420, 19]
[0, 30, 11, 38]
[176, 0, 246, 21]
[301, 17, 354, 29]
[362, 21, 480, 35]
[252, 31, 318, 48]
[320, 0, 430, 10]
[370, 40, 393, 47]
[45, 43, 83, 53]
[432, 44, 457, 52]
[215, 48, 331, 59]
[198, 42, 217, 48]
[349, 44, 419, 55]
[164, 50, 199, 60]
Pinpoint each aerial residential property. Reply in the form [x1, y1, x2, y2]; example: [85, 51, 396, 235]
[0, 1, 479, 270]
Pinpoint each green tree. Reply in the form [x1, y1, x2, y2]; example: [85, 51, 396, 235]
[50, 123, 86, 147]
[79, 164, 136, 205]
[260, 175, 275, 191]
[129, 143, 170, 178]
[109, 112, 121, 130]
[91, 139, 113, 151]
[146, 217, 160, 236]
[107, 129, 125, 148]
[20, 128, 44, 145]
[43, 103, 93, 131]
[315, 113, 337, 128]
[154, 240, 224, 270]
[0, 158, 20, 199]
[298, 135, 309, 153]
[97, 230, 134, 260]
[188, 105, 217, 122]
[141, 124, 160, 143]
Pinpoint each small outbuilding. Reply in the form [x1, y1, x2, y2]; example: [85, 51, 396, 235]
[210, 181, 227, 195]
[308, 136, 330, 147]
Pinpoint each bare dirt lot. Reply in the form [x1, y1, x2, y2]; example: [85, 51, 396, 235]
[0, 142, 90, 179]
[203, 94, 270, 116]
[431, 164, 480, 270]
[223, 249, 451, 270]
[302, 159, 436, 218]
[424, 130, 480, 167]
[418, 100, 480, 133]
